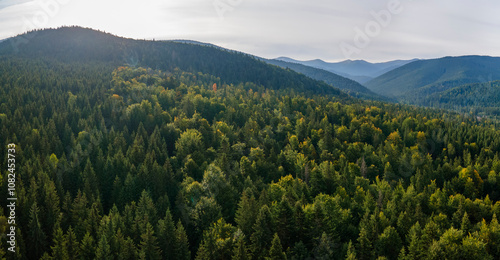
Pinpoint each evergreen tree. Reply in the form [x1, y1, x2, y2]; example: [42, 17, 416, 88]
[235, 189, 258, 238]
[312, 232, 334, 260]
[157, 209, 176, 260]
[48, 228, 68, 260]
[28, 202, 47, 260]
[95, 235, 112, 260]
[174, 221, 191, 260]
[66, 227, 80, 260]
[138, 222, 162, 260]
[345, 240, 357, 260]
[267, 233, 287, 260]
[79, 232, 95, 260]
[251, 205, 274, 259]
[232, 230, 251, 260]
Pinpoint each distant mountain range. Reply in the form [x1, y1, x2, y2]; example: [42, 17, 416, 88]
[274, 57, 417, 84]
[264, 58, 387, 100]
[3, 27, 500, 119]
[365, 55, 500, 98]
[168, 40, 382, 99]
[0, 27, 350, 98]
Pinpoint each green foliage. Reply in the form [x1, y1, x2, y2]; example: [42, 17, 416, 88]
[2, 34, 500, 259]
[267, 233, 287, 260]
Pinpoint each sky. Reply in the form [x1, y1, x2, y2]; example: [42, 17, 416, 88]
[1, 0, 499, 62]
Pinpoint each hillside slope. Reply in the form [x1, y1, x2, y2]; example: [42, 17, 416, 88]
[365, 55, 500, 98]
[275, 57, 416, 83]
[0, 27, 348, 98]
[412, 80, 500, 118]
[265, 58, 388, 100]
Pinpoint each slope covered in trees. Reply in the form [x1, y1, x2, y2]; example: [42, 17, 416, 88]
[0, 27, 347, 98]
[407, 81, 500, 119]
[1, 27, 500, 259]
[365, 55, 500, 98]
[1, 58, 500, 259]
[265, 58, 386, 100]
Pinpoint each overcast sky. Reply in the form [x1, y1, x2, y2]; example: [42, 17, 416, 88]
[1, 0, 499, 62]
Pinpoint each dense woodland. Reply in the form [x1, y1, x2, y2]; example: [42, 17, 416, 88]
[1, 58, 500, 259]
[405, 81, 500, 120]
[1, 27, 500, 260]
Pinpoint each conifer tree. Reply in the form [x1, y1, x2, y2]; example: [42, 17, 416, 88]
[267, 233, 287, 260]
[48, 228, 68, 260]
[174, 221, 191, 260]
[79, 232, 95, 260]
[345, 240, 357, 260]
[251, 205, 274, 259]
[66, 227, 80, 259]
[28, 202, 47, 260]
[157, 209, 176, 260]
[235, 189, 258, 237]
[138, 222, 162, 260]
[233, 230, 251, 260]
[95, 235, 112, 260]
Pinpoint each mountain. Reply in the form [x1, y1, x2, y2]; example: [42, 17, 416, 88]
[275, 57, 417, 84]
[0, 27, 348, 98]
[365, 55, 500, 98]
[265, 58, 388, 100]
[413, 80, 500, 118]
[3, 27, 500, 260]
[165, 41, 380, 99]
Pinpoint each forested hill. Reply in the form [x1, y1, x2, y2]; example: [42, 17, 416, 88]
[2, 26, 500, 260]
[412, 80, 500, 118]
[0, 27, 347, 97]
[264, 58, 386, 100]
[365, 55, 500, 98]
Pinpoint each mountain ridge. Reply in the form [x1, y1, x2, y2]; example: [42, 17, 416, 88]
[0, 26, 350, 98]
[365, 55, 500, 98]
[275, 56, 418, 83]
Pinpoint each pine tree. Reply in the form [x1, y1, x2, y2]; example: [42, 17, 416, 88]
[28, 202, 47, 260]
[82, 159, 99, 201]
[275, 197, 296, 249]
[66, 227, 79, 259]
[488, 214, 500, 258]
[376, 226, 402, 260]
[79, 232, 95, 260]
[357, 226, 373, 260]
[251, 205, 274, 259]
[233, 230, 251, 260]
[235, 189, 258, 238]
[461, 211, 472, 234]
[313, 232, 334, 260]
[157, 209, 176, 260]
[48, 228, 68, 260]
[267, 233, 287, 260]
[95, 235, 112, 260]
[174, 221, 191, 260]
[407, 222, 425, 260]
[345, 240, 357, 260]
[115, 230, 137, 260]
[138, 222, 162, 260]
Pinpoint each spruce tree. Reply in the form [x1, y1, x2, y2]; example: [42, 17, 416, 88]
[138, 222, 162, 260]
[28, 202, 47, 260]
[157, 209, 176, 260]
[267, 233, 287, 260]
[174, 221, 191, 260]
[95, 235, 112, 260]
[79, 232, 95, 260]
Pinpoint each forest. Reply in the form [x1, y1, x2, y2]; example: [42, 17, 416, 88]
[0, 53, 500, 260]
